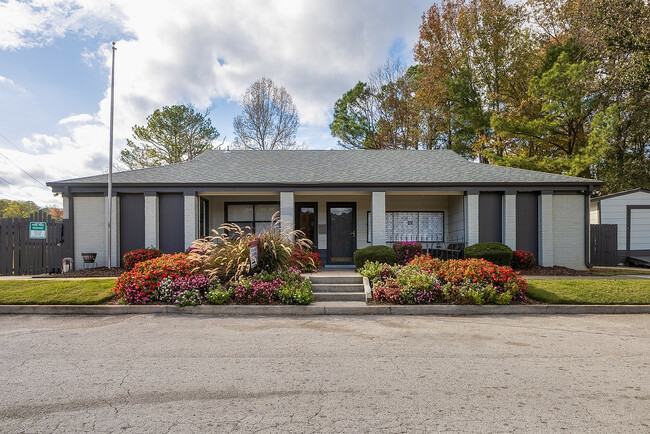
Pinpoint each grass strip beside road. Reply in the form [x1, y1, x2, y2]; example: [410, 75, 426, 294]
[0, 279, 116, 305]
[527, 279, 650, 304]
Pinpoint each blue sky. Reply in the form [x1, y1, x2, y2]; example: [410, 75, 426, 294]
[0, 0, 432, 207]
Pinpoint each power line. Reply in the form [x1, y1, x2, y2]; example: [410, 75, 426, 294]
[0, 175, 53, 207]
[0, 133, 50, 189]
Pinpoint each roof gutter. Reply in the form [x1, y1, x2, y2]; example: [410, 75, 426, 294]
[47, 180, 604, 194]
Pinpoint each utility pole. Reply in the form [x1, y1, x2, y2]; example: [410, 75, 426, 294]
[107, 42, 116, 268]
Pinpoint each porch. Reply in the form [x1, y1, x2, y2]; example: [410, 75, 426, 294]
[190, 190, 470, 265]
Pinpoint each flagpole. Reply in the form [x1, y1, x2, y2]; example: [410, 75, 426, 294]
[108, 42, 116, 269]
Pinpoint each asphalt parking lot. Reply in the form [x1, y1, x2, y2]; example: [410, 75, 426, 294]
[1, 314, 649, 433]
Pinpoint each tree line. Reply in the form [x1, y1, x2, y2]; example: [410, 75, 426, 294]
[0, 200, 63, 220]
[330, 0, 650, 194]
[118, 0, 648, 195]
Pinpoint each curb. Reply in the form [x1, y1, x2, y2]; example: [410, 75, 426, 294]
[0, 304, 649, 316]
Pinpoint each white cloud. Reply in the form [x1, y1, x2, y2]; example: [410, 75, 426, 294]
[0, 0, 432, 205]
[58, 113, 96, 124]
[0, 0, 125, 50]
[0, 74, 27, 93]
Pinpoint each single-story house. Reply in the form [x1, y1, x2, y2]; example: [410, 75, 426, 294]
[590, 188, 650, 265]
[47, 150, 601, 270]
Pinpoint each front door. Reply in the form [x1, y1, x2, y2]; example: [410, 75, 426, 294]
[327, 203, 356, 264]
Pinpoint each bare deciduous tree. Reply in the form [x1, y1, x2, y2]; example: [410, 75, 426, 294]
[233, 78, 300, 150]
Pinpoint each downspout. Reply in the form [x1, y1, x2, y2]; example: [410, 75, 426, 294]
[584, 186, 592, 269]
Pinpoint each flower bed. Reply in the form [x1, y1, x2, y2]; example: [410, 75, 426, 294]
[359, 255, 527, 305]
[113, 256, 313, 306]
[206, 269, 314, 305]
[113, 216, 318, 305]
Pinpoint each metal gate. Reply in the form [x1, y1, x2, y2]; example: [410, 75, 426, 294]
[590, 224, 618, 266]
[0, 211, 72, 275]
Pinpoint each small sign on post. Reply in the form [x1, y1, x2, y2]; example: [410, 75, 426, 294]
[29, 222, 47, 239]
[248, 239, 260, 269]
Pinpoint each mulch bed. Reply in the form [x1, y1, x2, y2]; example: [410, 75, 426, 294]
[518, 265, 590, 276]
[34, 267, 125, 278]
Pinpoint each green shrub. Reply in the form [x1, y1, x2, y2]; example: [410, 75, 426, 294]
[277, 279, 314, 305]
[358, 261, 384, 281]
[463, 242, 513, 266]
[205, 282, 233, 305]
[353, 246, 397, 269]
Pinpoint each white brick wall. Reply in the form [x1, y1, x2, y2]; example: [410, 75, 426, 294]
[184, 194, 198, 249]
[447, 195, 465, 243]
[280, 192, 295, 236]
[466, 193, 479, 245]
[553, 194, 586, 269]
[144, 195, 158, 248]
[539, 193, 554, 266]
[371, 192, 386, 245]
[73, 196, 106, 269]
[503, 193, 516, 250]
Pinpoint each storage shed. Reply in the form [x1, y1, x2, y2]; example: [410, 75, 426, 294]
[590, 188, 650, 265]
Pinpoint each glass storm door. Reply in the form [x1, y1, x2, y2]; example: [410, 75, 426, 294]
[327, 203, 356, 264]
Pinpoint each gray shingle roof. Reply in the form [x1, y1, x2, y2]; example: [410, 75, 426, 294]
[48, 149, 600, 187]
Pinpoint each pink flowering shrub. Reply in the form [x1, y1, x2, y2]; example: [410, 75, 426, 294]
[171, 274, 211, 294]
[233, 279, 279, 304]
[170, 274, 211, 306]
[393, 241, 423, 265]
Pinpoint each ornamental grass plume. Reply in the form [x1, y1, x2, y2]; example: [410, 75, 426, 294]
[189, 212, 313, 283]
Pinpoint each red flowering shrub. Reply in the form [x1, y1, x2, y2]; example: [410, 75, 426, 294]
[406, 255, 528, 302]
[113, 253, 197, 304]
[122, 248, 163, 270]
[393, 241, 423, 265]
[511, 250, 535, 269]
[290, 247, 322, 272]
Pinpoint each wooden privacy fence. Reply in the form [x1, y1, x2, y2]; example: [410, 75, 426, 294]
[0, 211, 72, 275]
[590, 224, 618, 266]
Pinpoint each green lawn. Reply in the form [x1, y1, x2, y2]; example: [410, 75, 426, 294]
[527, 279, 650, 304]
[0, 279, 116, 305]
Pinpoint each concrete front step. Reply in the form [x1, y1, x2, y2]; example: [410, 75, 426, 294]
[308, 275, 362, 285]
[311, 283, 364, 293]
[313, 292, 366, 302]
